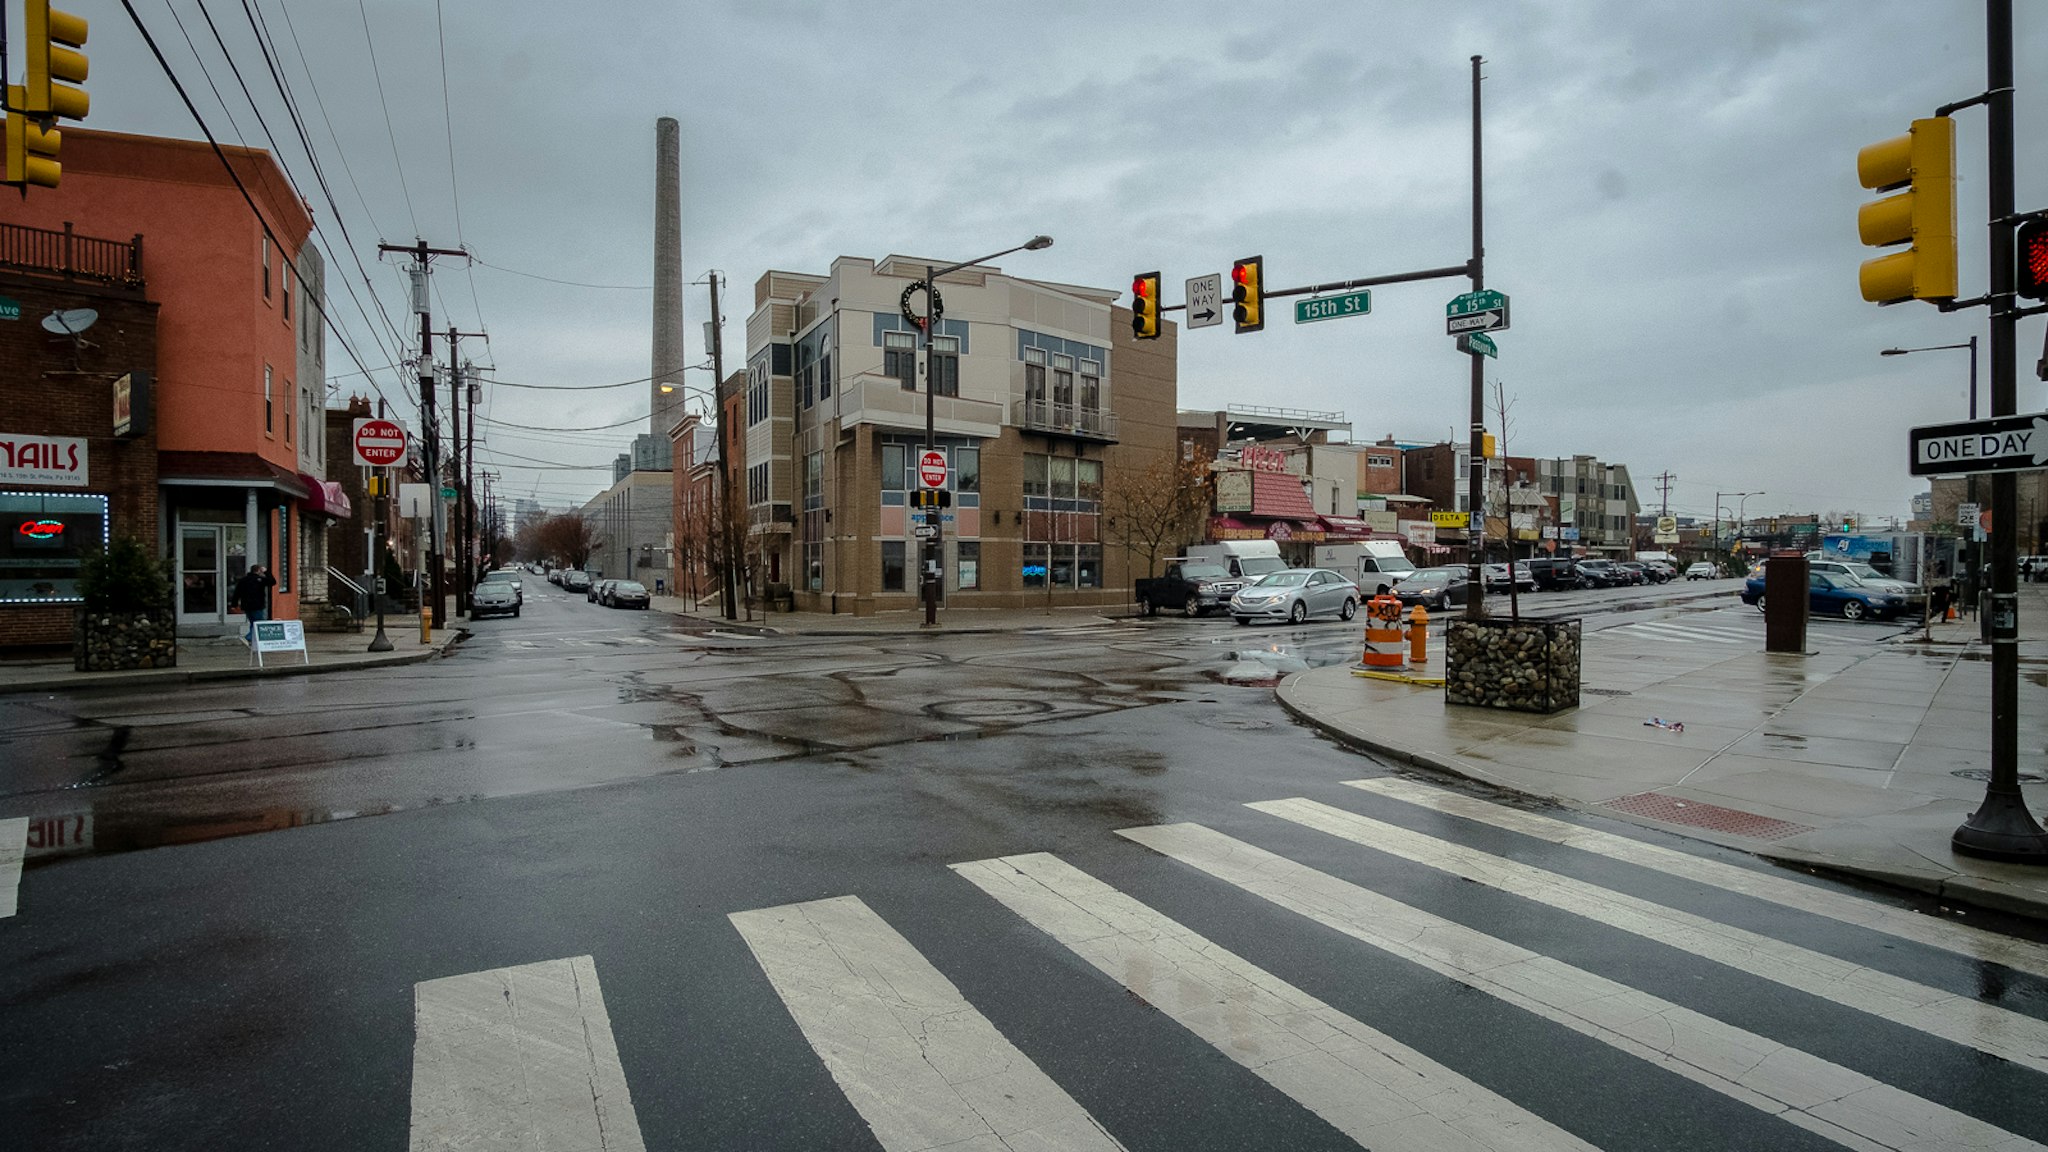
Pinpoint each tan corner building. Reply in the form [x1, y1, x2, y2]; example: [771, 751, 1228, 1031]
[743, 255, 1177, 614]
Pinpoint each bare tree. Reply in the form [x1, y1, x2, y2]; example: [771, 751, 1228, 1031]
[535, 513, 600, 571]
[1103, 444, 1214, 584]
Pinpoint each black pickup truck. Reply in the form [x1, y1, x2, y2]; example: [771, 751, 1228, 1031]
[1135, 560, 1245, 618]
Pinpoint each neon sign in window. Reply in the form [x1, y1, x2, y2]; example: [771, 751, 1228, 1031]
[0, 492, 108, 602]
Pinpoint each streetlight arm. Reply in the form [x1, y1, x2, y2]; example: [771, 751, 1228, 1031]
[930, 236, 1054, 282]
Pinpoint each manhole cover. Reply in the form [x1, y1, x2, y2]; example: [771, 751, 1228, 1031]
[1952, 768, 2048, 783]
[1201, 715, 1274, 731]
[924, 699, 1056, 720]
[1602, 791, 1814, 841]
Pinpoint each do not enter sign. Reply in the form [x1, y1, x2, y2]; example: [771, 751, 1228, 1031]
[353, 418, 406, 467]
[918, 449, 948, 489]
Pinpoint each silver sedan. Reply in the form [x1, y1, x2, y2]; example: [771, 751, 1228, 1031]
[1229, 568, 1361, 626]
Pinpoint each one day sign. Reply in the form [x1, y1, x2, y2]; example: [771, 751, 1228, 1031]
[1909, 413, 2048, 477]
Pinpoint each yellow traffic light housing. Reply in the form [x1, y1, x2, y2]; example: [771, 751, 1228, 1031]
[4, 88, 63, 188]
[25, 0, 90, 121]
[1231, 256, 1264, 333]
[1130, 272, 1161, 340]
[1857, 117, 1956, 304]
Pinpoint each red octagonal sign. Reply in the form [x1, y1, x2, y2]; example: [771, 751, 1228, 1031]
[353, 418, 407, 467]
[918, 449, 948, 489]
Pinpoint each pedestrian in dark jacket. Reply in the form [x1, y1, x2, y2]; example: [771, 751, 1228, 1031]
[232, 565, 276, 643]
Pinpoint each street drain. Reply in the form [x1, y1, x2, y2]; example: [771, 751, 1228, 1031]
[924, 699, 1057, 720]
[1201, 715, 1274, 731]
[1952, 768, 2048, 783]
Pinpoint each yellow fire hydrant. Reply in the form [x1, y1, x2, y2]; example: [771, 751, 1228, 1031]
[1409, 604, 1429, 664]
[420, 602, 432, 644]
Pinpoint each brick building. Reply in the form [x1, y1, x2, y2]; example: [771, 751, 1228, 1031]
[0, 232, 160, 649]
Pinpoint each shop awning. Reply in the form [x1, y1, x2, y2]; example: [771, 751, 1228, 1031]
[158, 452, 311, 499]
[1318, 515, 1380, 541]
[297, 474, 353, 519]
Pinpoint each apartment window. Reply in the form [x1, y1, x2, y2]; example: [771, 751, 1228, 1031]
[303, 387, 318, 465]
[1076, 458, 1101, 504]
[1024, 348, 1047, 406]
[283, 267, 292, 323]
[1022, 542, 1047, 588]
[954, 447, 980, 494]
[803, 450, 823, 509]
[284, 380, 293, 444]
[884, 332, 918, 390]
[261, 236, 271, 298]
[1078, 359, 1100, 412]
[1023, 453, 1048, 499]
[818, 347, 832, 401]
[1367, 454, 1394, 469]
[881, 541, 906, 591]
[1050, 456, 1075, 500]
[957, 541, 979, 590]
[930, 336, 959, 397]
[264, 364, 274, 434]
[881, 444, 906, 493]
[1052, 354, 1073, 410]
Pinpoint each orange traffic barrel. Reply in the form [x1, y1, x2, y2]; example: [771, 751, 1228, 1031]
[1363, 595, 1407, 669]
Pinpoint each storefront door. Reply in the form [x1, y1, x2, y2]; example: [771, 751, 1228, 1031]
[178, 525, 223, 625]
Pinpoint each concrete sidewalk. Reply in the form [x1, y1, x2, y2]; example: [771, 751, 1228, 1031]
[647, 596, 1129, 637]
[0, 616, 463, 696]
[1277, 586, 2048, 921]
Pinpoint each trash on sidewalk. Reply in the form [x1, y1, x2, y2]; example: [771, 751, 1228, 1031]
[1643, 716, 1685, 733]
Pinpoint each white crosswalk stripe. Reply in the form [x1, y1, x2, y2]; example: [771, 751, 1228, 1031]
[730, 894, 1126, 1152]
[1344, 776, 2048, 978]
[954, 852, 1598, 1152]
[1595, 619, 1753, 644]
[0, 816, 24, 918]
[408, 955, 645, 1151]
[1252, 796, 2048, 1075]
[1119, 821, 2046, 1152]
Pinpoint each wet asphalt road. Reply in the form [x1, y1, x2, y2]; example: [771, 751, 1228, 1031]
[3, 577, 2024, 1152]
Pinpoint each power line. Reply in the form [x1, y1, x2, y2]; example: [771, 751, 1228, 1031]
[470, 254, 653, 291]
[432, 0, 489, 334]
[354, 0, 420, 236]
[477, 411, 653, 434]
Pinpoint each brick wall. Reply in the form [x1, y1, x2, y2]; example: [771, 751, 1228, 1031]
[0, 271, 161, 648]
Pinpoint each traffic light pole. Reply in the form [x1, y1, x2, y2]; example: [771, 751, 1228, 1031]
[1465, 54, 1487, 622]
[1952, 0, 2048, 861]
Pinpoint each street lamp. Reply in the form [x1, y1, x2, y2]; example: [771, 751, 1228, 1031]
[1881, 337, 1978, 419]
[914, 235, 1053, 627]
[1714, 490, 1756, 563]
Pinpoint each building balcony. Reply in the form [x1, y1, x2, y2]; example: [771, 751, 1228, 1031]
[1012, 398, 1118, 443]
[829, 373, 1005, 440]
[0, 221, 145, 293]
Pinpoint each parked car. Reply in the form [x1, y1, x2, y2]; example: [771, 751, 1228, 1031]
[588, 578, 612, 603]
[546, 568, 563, 585]
[1807, 558, 1922, 607]
[1685, 562, 1718, 580]
[561, 570, 591, 592]
[471, 579, 520, 619]
[477, 568, 523, 605]
[1482, 562, 1536, 593]
[1228, 568, 1361, 626]
[1391, 566, 1472, 611]
[1740, 571, 1908, 621]
[1616, 561, 1661, 585]
[1526, 557, 1583, 591]
[1644, 561, 1680, 582]
[605, 580, 651, 609]
[1574, 559, 1626, 588]
[1135, 560, 1246, 618]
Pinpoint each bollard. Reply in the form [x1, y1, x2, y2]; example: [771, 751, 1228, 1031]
[1409, 604, 1429, 663]
[420, 603, 432, 644]
[1362, 595, 1407, 670]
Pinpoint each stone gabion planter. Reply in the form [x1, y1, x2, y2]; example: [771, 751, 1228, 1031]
[1445, 616, 1580, 713]
[74, 610, 179, 672]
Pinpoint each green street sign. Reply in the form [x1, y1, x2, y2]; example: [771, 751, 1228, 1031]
[1457, 332, 1498, 358]
[440, 486, 458, 500]
[1447, 289, 1506, 316]
[1294, 289, 1372, 324]
[0, 296, 20, 321]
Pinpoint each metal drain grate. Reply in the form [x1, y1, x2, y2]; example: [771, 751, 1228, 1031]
[1602, 791, 1815, 841]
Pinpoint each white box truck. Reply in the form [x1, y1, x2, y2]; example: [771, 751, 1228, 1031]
[1183, 540, 1288, 581]
[1315, 541, 1417, 588]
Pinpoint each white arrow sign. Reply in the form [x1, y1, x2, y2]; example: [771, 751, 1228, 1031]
[1908, 413, 2048, 476]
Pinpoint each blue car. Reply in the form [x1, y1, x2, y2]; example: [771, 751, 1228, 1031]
[1740, 571, 1907, 621]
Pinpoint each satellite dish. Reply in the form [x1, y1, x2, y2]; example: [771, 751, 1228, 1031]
[41, 308, 99, 335]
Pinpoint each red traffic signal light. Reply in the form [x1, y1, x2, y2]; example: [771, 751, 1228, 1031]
[1231, 256, 1264, 333]
[1130, 271, 1161, 339]
[2019, 217, 2048, 301]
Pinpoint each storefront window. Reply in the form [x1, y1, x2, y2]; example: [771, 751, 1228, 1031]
[957, 541, 979, 590]
[881, 444, 906, 492]
[1023, 454, 1048, 499]
[0, 492, 109, 602]
[1050, 544, 1075, 588]
[1022, 542, 1047, 587]
[881, 540, 905, 591]
[1078, 544, 1102, 588]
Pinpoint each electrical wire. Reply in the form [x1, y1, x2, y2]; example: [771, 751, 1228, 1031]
[469, 254, 653, 291]
[354, 0, 420, 236]
[477, 411, 654, 434]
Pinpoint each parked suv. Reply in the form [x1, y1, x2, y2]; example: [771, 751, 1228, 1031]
[1574, 559, 1626, 588]
[1525, 557, 1582, 591]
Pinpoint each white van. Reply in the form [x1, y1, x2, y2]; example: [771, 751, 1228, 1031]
[1184, 540, 1288, 581]
[1315, 541, 1416, 588]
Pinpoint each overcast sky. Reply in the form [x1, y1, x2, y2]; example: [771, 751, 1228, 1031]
[57, 1, 2048, 523]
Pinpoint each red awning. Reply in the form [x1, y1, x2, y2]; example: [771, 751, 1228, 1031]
[1248, 471, 1318, 520]
[1318, 515, 1380, 541]
[297, 474, 354, 519]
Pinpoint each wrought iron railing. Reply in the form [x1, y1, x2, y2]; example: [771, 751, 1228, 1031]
[1011, 398, 1118, 440]
[0, 221, 145, 287]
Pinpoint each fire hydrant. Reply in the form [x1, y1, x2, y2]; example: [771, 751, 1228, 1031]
[1409, 604, 1429, 664]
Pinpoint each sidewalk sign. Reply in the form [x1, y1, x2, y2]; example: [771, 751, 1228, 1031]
[250, 620, 309, 667]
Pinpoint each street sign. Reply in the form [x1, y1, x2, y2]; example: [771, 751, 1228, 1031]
[913, 524, 938, 541]
[353, 418, 407, 467]
[1456, 332, 1497, 358]
[1958, 501, 1981, 530]
[1446, 289, 1509, 335]
[1294, 289, 1372, 324]
[1908, 412, 2048, 476]
[1430, 511, 1470, 529]
[918, 449, 948, 489]
[440, 486, 458, 500]
[1184, 273, 1223, 329]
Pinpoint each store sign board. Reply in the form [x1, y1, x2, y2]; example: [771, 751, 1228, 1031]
[0, 433, 88, 486]
[1215, 470, 1252, 513]
[1237, 444, 1289, 472]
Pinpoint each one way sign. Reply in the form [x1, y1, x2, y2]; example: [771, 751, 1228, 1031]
[1908, 412, 2048, 477]
[1184, 274, 1223, 329]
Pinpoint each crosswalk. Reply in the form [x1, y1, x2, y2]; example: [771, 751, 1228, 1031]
[1591, 616, 1760, 645]
[1591, 611, 1911, 647]
[405, 780, 2048, 1151]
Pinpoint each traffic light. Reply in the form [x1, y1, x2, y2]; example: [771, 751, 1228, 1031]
[1231, 256, 1264, 333]
[1857, 117, 1956, 304]
[4, 88, 62, 188]
[2018, 217, 2048, 301]
[24, 0, 90, 120]
[1130, 271, 1160, 340]
[912, 489, 951, 509]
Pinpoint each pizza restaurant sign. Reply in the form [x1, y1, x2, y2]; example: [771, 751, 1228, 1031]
[1236, 444, 1289, 473]
[0, 433, 89, 487]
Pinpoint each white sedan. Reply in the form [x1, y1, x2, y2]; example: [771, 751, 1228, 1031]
[1230, 568, 1361, 626]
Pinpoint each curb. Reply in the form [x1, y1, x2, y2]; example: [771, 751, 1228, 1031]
[0, 628, 467, 697]
[650, 605, 1124, 639]
[1273, 670, 2048, 924]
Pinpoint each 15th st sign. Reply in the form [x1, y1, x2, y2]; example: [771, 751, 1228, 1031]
[1908, 412, 2048, 477]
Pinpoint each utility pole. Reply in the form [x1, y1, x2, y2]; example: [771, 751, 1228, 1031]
[1655, 471, 1675, 516]
[1465, 54, 1487, 621]
[709, 271, 737, 620]
[378, 239, 469, 630]
[443, 331, 485, 615]
[368, 395, 393, 652]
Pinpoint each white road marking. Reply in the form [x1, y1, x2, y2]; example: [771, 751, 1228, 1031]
[954, 852, 1599, 1152]
[0, 817, 25, 918]
[1344, 777, 2048, 980]
[730, 894, 1125, 1152]
[1616, 621, 1751, 643]
[1254, 797, 2048, 1075]
[1120, 822, 2045, 1152]
[408, 954, 645, 1152]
